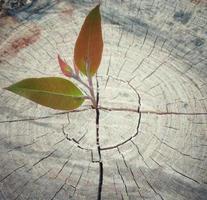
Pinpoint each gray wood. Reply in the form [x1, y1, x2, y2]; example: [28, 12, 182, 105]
[0, 0, 206, 199]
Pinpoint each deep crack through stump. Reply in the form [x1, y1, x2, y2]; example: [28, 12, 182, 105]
[96, 76, 103, 200]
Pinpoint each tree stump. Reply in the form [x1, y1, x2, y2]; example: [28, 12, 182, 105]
[0, 0, 206, 199]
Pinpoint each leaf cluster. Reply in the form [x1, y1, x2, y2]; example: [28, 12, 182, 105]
[5, 5, 103, 111]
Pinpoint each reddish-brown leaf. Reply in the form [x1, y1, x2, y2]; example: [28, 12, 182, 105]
[58, 54, 73, 77]
[74, 5, 103, 76]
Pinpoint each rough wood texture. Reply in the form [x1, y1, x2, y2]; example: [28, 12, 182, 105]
[0, 0, 206, 199]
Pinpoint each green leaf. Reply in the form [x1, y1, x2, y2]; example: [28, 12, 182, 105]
[74, 4, 103, 77]
[5, 77, 85, 110]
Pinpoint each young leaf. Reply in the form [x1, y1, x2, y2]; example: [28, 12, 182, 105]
[58, 54, 73, 77]
[74, 4, 103, 76]
[5, 77, 84, 110]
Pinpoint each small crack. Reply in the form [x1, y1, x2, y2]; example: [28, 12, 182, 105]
[13, 180, 30, 200]
[153, 134, 204, 161]
[85, 163, 91, 186]
[27, 149, 57, 172]
[0, 107, 91, 124]
[166, 164, 200, 184]
[164, 126, 178, 130]
[117, 147, 129, 169]
[53, 153, 73, 179]
[72, 171, 84, 197]
[50, 178, 68, 200]
[117, 147, 144, 199]
[51, 167, 75, 199]
[91, 150, 100, 163]
[140, 61, 167, 83]
[150, 157, 162, 167]
[132, 32, 159, 74]
[116, 162, 129, 197]
[117, 28, 124, 47]
[33, 169, 52, 183]
[0, 164, 26, 183]
[141, 27, 149, 49]
[62, 125, 91, 151]
[131, 140, 150, 169]
[8, 140, 37, 153]
[53, 138, 65, 146]
[113, 176, 119, 198]
[140, 169, 164, 200]
[117, 59, 127, 78]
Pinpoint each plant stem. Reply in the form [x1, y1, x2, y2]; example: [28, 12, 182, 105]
[74, 75, 90, 90]
[72, 74, 95, 106]
[88, 75, 96, 107]
[86, 61, 96, 108]
[72, 61, 97, 107]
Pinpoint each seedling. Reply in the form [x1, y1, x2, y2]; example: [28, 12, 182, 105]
[5, 5, 103, 111]
[4, 5, 104, 199]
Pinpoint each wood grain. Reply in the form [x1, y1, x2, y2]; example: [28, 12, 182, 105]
[0, 0, 206, 199]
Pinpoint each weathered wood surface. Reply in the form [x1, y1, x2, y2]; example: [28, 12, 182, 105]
[0, 0, 207, 199]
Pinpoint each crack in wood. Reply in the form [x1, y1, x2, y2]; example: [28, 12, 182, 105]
[51, 167, 76, 199]
[8, 140, 37, 153]
[112, 175, 120, 198]
[99, 106, 207, 116]
[1, 105, 205, 125]
[72, 171, 83, 197]
[27, 149, 57, 172]
[150, 157, 162, 167]
[50, 178, 67, 200]
[13, 180, 30, 200]
[140, 60, 167, 82]
[100, 81, 142, 151]
[131, 32, 159, 74]
[117, 59, 127, 78]
[166, 164, 200, 184]
[96, 77, 103, 200]
[117, 27, 125, 47]
[0, 164, 26, 183]
[117, 147, 145, 199]
[54, 153, 73, 179]
[141, 27, 149, 49]
[33, 169, 52, 183]
[53, 138, 65, 146]
[153, 134, 204, 161]
[0, 108, 90, 124]
[62, 125, 91, 152]
[131, 140, 150, 169]
[124, 33, 135, 58]
[140, 169, 164, 200]
[116, 162, 129, 197]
